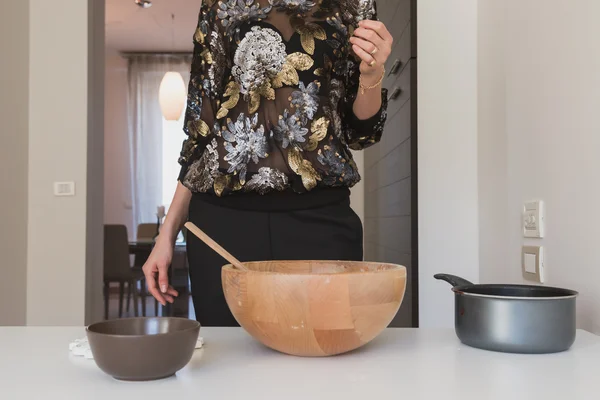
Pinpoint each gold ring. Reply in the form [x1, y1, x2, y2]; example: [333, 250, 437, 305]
[369, 60, 377, 67]
[370, 47, 378, 56]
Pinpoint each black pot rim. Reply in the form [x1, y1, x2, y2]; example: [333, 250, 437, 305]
[452, 284, 579, 300]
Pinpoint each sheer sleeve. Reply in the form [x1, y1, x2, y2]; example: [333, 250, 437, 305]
[178, 2, 227, 182]
[342, 1, 388, 151]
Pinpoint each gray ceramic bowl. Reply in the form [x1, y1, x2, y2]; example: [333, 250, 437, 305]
[86, 317, 200, 381]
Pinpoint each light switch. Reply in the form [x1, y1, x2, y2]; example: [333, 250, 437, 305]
[54, 181, 75, 197]
[524, 253, 537, 274]
[522, 246, 544, 283]
[523, 200, 544, 238]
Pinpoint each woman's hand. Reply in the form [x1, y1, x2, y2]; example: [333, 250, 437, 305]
[350, 19, 393, 84]
[142, 234, 179, 306]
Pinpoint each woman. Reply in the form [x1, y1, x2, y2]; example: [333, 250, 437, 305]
[143, 0, 393, 326]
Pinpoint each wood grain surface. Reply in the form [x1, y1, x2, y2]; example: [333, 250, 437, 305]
[222, 261, 406, 356]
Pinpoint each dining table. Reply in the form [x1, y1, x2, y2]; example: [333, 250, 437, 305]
[128, 240, 187, 254]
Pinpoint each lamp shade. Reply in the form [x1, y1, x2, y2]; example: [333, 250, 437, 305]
[159, 71, 186, 121]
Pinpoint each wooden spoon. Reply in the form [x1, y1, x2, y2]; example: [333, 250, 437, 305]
[184, 222, 249, 271]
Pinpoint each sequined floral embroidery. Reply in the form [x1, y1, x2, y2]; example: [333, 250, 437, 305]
[232, 26, 287, 96]
[231, 26, 314, 116]
[340, 0, 376, 24]
[207, 31, 228, 97]
[347, 93, 388, 150]
[179, 79, 208, 165]
[317, 145, 359, 186]
[288, 148, 321, 190]
[271, 0, 316, 15]
[290, 81, 320, 121]
[325, 78, 345, 138]
[217, 0, 273, 37]
[326, 13, 348, 37]
[273, 109, 309, 149]
[223, 113, 269, 184]
[355, 0, 376, 21]
[182, 138, 221, 192]
[178, 0, 389, 197]
[290, 15, 327, 55]
[231, 26, 313, 116]
[305, 116, 330, 151]
[245, 167, 289, 194]
[217, 80, 241, 119]
[313, 0, 338, 18]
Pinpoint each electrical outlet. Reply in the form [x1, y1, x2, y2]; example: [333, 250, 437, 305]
[54, 182, 75, 197]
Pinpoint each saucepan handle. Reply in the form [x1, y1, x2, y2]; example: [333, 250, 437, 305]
[434, 274, 474, 287]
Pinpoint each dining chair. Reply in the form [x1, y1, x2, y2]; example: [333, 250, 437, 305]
[133, 223, 189, 318]
[134, 223, 160, 316]
[137, 223, 158, 241]
[103, 224, 145, 319]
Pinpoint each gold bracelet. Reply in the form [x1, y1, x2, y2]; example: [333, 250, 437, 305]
[359, 67, 386, 95]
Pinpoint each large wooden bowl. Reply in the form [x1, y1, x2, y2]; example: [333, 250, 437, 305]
[222, 261, 406, 357]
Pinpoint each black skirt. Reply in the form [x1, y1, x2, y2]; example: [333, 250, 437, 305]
[186, 195, 364, 327]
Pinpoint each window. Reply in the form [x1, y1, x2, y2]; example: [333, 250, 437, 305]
[161, 116, 186, 212]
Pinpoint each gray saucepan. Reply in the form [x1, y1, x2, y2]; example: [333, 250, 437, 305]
[434, 274, 578, 354]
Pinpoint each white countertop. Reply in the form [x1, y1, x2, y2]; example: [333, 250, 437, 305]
[2, 327, 599, 399]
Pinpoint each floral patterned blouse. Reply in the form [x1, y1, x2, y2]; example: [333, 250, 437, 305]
[178, 0, 388, 198]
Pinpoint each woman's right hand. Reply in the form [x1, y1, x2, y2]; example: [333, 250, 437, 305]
[142, 235, 179, 306]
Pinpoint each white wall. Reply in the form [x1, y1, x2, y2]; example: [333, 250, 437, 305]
[104, 49, 134, 238]
[478, 0, 600, 334]
[417, 0, 480, 328]
[420, 0, 600, 334]
[27, 0, 104, 325]
[0, 0, 29, 326]
[477, 0, 508, 285]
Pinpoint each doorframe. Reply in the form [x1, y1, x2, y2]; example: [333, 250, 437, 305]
[410, 0, 419, 328]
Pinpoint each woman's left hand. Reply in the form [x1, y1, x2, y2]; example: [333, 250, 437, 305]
[350, 19, 393, 83]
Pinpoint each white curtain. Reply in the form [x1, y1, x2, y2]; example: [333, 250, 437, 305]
[127, 54, 192, 234]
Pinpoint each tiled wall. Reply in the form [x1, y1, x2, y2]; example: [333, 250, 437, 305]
[364, 0, 417, 327]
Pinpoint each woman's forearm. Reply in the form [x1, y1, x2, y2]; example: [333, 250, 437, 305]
[352, 67, 384, 120]
[349, 18, 393, 121]
[159, 182, 192, 243]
